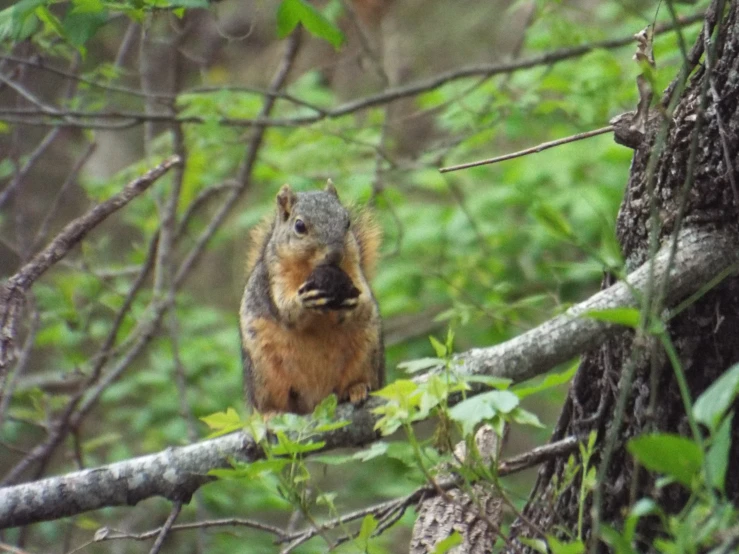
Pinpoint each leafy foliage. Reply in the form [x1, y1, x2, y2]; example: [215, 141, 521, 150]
[0, 0, 724, 552]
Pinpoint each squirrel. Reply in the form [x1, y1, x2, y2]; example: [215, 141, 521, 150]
[239, 180, 385, 415]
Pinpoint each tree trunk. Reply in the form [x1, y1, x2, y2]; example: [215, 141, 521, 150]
[509, 1, 739, 550]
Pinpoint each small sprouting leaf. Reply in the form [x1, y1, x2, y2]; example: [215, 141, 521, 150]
[372, 379, 419, 402]
[200, 407, 242, 437]
[432, 531, 463, 553]
[445, 328, 455, 354]
[312, 393, 338, 420]
[276, 0, 344, 49]
[547, 536, 584, 554]
[35, 6, 67, 39]
[398, 357, 443, 374]
[693, 362, 739, 431]
[584, 308, 640, 328]
[429, 335, 447, 358]
[627, 433, 703, 488]
[357, 514, 378, 542]
[316, 492, 337, 506]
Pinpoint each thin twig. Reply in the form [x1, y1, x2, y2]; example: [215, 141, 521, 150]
[148, 500, 182, 554]
[439, 126, 614, 173]
[0, 12, 706, 132]
[30, 142, 97, 252]
[0, 156, 180, 431]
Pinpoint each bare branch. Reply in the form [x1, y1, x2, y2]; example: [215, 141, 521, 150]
[0, 227, 735, 530]
[0, 12, 705, 132]
[0, 156, 181, 427]
[148, 500, 182, 554]
[439, 126, 614, 173]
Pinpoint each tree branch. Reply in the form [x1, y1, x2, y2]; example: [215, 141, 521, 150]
[0, 156, 181, 418]
[0, 226, 736, 529]
[0, 12, 705, 131]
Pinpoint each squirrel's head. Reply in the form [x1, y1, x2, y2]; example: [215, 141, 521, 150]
[270, 180, 353, 267]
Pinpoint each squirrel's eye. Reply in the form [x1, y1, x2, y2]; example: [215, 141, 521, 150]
[345, 219, 351, 231]
[294, 218, 307, 235]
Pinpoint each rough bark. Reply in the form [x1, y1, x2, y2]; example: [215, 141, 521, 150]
[510, 2, 739, 550]
[410, 426, 503, 553]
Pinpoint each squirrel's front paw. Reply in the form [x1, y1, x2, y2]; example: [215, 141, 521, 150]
[299, 265, 360, 310]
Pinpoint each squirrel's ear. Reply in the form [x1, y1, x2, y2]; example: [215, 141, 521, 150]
[325, 178, 339, 199]
[277, 184, 296, 221]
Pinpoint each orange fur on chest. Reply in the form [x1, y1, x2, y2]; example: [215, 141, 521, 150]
[245, 315, 375, 413]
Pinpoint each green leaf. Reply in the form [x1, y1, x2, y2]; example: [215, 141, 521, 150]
[70, 0, 105, 14]
[0, 0, 48, 41]
[63, 4, 108, 47]
[35, 6, 67, 39]
[693, 363, 739, 431]
[372, 379, 419, 402]
[464, 375, 513, 389]
[357, 514, 378, 542]
[200, 407, 242, 437]
[600, 524, 637, 554]
[510, 407, 545, 428]
[518, 537, 548, 554]
[432, 531, 463, 553]
[311, 393, 338, 420]
[352, 441, 389, 462]
[513, 362, 577, 398]
[532, 202, 573, 240]
[429, 335, 447, 358]
[484, 389, 519, 413]
[276, 0, 344, 49]
[209, 458, 291, 479]
[272, 432, 325, 456]
[547, 537, 585, 554]
[584, 308, 640, 328]
[627, 433, 703, 488]
[449, 390, 519, 435]
[313, 419, 350, 433]
[706, 412, 733, 492]
[311, 452, 355, 465]
[398, 357, 443, 374]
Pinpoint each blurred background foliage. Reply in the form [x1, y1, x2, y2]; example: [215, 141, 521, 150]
[0, 0, 709, 551]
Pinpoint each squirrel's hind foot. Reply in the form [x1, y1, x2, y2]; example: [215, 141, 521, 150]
[344, 382, 371, 406]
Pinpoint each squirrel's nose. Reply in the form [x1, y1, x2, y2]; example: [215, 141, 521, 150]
[323, 247, 344, 266]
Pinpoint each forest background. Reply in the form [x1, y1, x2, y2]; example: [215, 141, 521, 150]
[0, 0, 719, 552]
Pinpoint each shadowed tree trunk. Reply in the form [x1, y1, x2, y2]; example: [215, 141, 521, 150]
[504, 1, 739, 550]
[408, 3, 739, 552]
